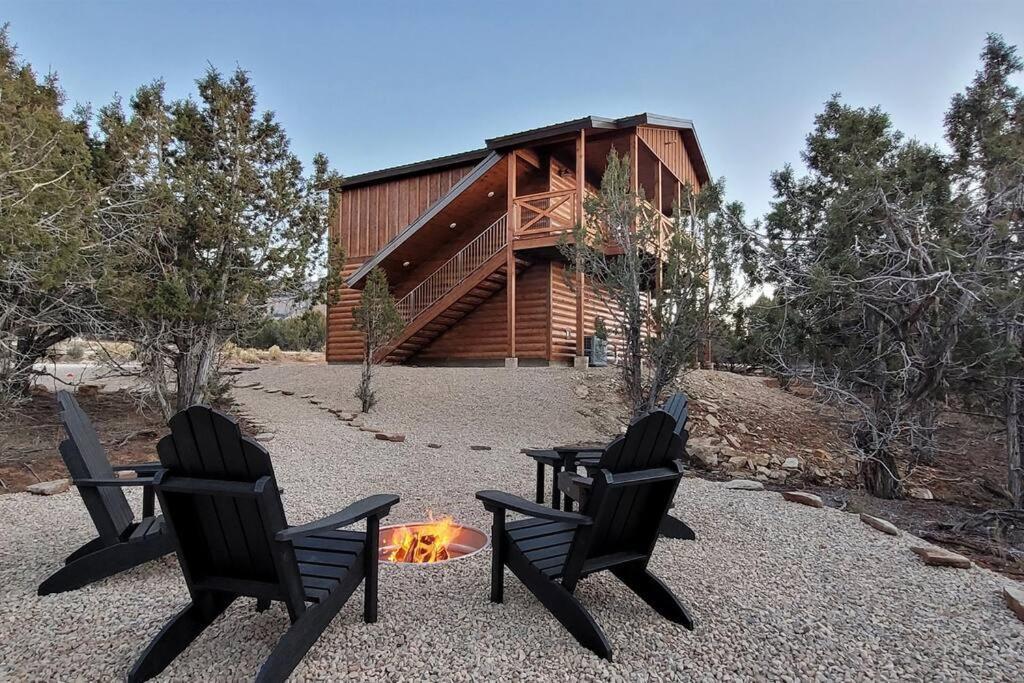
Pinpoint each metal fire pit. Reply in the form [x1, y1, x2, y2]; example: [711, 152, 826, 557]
[378, 522, 489, 565]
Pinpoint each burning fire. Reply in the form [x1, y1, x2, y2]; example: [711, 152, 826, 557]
[387, 516, 458, 564]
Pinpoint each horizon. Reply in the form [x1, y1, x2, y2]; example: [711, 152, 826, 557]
[5, 1, 1024, 218]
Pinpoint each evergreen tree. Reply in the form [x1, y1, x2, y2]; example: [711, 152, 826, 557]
[0, 26, 100, 410]
[352, 267, 402, 413]
[93, 69, 338, 415]
[560, 151, 747, 416]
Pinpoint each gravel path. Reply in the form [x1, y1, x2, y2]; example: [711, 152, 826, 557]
[1, 364, 1022, 681]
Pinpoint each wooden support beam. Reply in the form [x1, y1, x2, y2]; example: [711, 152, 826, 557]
[575, 131, 586, 358]
[656, 162, 664, 291]
[507, 153, 517, 359]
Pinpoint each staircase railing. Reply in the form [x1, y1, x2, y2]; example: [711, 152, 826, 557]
[395, 213, 508, 324]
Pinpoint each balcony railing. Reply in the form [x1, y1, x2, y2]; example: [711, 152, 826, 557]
[513, 189, 577, 234]
[395, 213, 508, 324]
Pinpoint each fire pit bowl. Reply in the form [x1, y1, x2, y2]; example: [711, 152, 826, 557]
[378, 519, 489, 565]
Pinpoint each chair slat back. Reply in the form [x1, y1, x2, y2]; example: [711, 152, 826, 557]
[155, 405, 305, 613]
[562, 410, 684, 587]
[56, 391, 134, 541]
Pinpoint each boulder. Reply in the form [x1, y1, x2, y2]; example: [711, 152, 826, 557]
[768, 469, 789, 480]
[782, 457, 801, 470]
[724, 479, 764, 491]
[860, 514, 899, 536]
[27, 479, 70, 496]
[911, 546, 971, 568]
[908, 487, 934, 500]
[375, 433, 406, 443]
[782, 491, 824, 508]
[686, 437, 720, 468]
[1003, 585, 1024, 623]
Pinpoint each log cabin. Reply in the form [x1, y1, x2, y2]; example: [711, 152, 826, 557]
[328, 113, 710, 367]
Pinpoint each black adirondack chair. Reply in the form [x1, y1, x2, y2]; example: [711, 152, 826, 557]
[38, 391, 174, 596]
[525, 391, 696, 540]
[128, 405, 398, 683]
[477, 409, 695, 660]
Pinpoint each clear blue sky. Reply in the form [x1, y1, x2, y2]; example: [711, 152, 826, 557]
[6, 1, 1024, 217]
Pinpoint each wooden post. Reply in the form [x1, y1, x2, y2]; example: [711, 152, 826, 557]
[575, 131, 586, 359]
[655, 162, 664, 291]
[506, 152, 517, 363]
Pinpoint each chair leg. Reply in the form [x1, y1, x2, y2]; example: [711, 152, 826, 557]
[535, 461, 545, 504]
[64, 536, 105, 564]
[506, 547, 612, 660]
[39, 534, 173, 595]
[612, 564, 695, 630]
[489, 512, 505, 603]
[255, 581, 356, 683]
[364, 516, 380, 623]
[127, 592, 235, 682]
[659, 513, 696, 540]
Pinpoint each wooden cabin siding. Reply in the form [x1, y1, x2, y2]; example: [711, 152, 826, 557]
[325, 260, 365, 363]
[414, 263, 549, 362]
[335, 165, 475, 260]
[549, 262, 627, 364]
[637, 126, 701, 190]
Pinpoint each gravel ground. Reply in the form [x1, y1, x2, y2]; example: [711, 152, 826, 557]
[1, 364, 1023, 681]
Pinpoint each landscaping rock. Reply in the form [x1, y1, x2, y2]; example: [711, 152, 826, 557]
[375, 433, 406, 443]
[768, 469, 789, 480]
[255, 433, 276, 443]
[77, 384, 100, 397]
[724, 433, 742, 449]
[263, 388, 281, 394]
[911, 546, 972, 568]
[687, 436, 720, 468]
[280, 390, 295, 396]
[782, 457, 801, 469]
[705, 413, 721, 429]
[300, 394, 314, 399]
[908, 487, 934, 500]
[573, 384, 589, 399]
[724, 479, 764, 491]
[735, 422, 749, 434]
[1003, 585, 1024, 623]
[860, 514, 899, 536]
[782, 491, 824, 508]
[359, 425, 382, 433]
[27, 479, 70, 496]
[427, 443, 442, 449]
[470, 445, 492, 451]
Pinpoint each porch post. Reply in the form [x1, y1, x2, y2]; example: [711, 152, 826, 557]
[506, 151, 517, 367]
[575, 130, 587, 367]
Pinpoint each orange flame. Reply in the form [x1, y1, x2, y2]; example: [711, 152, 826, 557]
[387, 515, 458, 563]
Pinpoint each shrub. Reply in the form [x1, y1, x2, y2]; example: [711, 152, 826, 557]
[65, 341, 85, 361]
[240, 309, 326, 352]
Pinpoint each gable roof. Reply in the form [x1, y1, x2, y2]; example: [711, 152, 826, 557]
[343, 113, 710, 287]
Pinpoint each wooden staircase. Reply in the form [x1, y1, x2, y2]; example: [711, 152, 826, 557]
[385, 254, 530, 363]
[381, 213, 528, 363]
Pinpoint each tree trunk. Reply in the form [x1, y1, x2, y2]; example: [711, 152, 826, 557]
[912, 399, 939, 465]
[1008, 372, 1023, 508]
[175, 331, 218, 412]
[857, 427, 903, 499]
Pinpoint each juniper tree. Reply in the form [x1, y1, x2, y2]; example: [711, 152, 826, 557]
[352, 267, 402, 413]
[944, 34, 1024, 507]
[560, 151, 746, 417]
[93, 69, 338, 416]
[0, 26, 101, 410]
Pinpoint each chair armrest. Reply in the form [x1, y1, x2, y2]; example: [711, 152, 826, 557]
[276, 494, 399, 542]
[111, 462, 161, 475]
[73, 478, 153, 488]
[521, 449, 561, 466]
[476, 490, 592, 525]
[556, 471, 593, 503]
